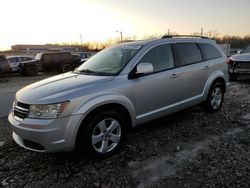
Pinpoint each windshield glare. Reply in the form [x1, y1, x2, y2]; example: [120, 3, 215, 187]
[76, 45, 141, 75]
[35, 53, 42, 60]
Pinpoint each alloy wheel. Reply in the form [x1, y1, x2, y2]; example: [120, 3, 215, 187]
[91, 118, 121, 153]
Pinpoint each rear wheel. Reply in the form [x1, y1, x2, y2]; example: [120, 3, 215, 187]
[60, 63, 72, 73]
[204, 82, 224, 113]
[26, 66, 38, 76]
[76, 111, 127, 158]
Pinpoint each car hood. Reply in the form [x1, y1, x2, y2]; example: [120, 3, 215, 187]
[16, 72, 114, 104]
[230, 53, 250, 62]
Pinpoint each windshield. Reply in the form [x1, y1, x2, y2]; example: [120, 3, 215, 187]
[75, 45, 141, 76]
[241, 45, 250, 54]
[35, 53, 42, 60]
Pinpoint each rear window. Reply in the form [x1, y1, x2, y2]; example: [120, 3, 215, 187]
[173, 43, 202, 66]
[198, 43, 222, 60]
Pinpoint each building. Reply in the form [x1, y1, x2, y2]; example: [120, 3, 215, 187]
[11, 44, 86, 54]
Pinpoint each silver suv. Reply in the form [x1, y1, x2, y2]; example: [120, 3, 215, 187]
[8, 36, 229, 157]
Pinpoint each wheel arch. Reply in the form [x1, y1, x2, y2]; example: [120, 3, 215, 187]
[211, 77, 226, 93]
[74, 102, 134, 150]
[203, 71, 228, 100]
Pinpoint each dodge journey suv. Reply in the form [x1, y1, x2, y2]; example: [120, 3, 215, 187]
[8, 36, 229, 158]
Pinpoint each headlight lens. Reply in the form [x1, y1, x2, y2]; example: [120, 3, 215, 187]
[28, 101, 69, 119]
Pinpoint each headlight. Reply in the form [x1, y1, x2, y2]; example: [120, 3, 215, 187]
[28, 101, 69, 119]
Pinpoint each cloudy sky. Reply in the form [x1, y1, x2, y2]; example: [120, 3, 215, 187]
[0, 0, 249, 50]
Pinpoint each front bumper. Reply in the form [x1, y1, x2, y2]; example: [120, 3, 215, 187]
[8, 111, 83, 152]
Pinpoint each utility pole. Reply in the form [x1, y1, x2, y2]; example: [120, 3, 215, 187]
[79, 35, 83, 46]
[201, 28, 204, 36]
[167, 29, 170, 35]
[116, 31, 123, 42]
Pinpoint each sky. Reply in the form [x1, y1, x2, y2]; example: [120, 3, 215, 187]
[0, 0, 250, 50]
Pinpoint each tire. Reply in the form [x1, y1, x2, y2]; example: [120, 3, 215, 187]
[60, 63, 72, 73]
[26, 66, 38, 76]
[76, 110, 128, 158]
[204, 82, 224, 113]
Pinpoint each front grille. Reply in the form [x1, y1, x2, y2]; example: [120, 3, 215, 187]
[14, 102, 29, 120]
[238, 61, 250, 69]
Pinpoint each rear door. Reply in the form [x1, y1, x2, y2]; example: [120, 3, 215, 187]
[172, 43, 210, 109]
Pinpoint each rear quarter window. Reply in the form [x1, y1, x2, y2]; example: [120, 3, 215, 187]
[173, 43, 202, 66]
[198, 43, 222, 60]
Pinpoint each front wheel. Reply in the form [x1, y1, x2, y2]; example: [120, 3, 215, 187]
[204, 82, 224, 113]
[76, 111, 127, 158]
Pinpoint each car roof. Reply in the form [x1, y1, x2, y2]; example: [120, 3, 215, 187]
[37, 51, 71, 55]
[117, 36, 215, 48]
[7, 55, 33, 58]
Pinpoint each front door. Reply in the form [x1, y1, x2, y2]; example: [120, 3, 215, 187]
[132, 44, 181, 124]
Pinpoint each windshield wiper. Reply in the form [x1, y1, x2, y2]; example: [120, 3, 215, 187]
[75, 69, 114, 76]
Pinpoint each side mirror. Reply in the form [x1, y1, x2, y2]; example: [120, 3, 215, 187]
[237, 50, 242, 54]
[136, 62, 154, 74]
[128, 62, 154, 79]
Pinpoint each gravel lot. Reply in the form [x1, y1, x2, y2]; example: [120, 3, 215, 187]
[0, 78, 250, 188]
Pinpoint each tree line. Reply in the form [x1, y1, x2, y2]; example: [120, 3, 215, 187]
[57, 33, 250, 51]
[213, 35, 250, 49]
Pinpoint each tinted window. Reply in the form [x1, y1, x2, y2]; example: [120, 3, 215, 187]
[198, 43, 221, 60]
[173, 43, 202, 66]
[139, 44, 174, 72]
[7, 57, 16, 63]
[23, 57, 33, 61]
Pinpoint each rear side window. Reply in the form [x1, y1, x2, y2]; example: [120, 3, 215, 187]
[173, 43, 202, 66]
[198, 43, 221, 60]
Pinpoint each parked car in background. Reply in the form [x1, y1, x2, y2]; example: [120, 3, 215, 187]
[19, 52, 82, 76]
[7, 55, 34, 72]
[0, 54, 12, 76]
[228, 44, 250, 81]
[8, 36, 228, 158]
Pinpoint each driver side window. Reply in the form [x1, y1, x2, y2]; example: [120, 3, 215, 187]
[139, 44, 174, 72]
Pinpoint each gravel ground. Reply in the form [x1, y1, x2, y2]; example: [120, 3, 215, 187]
[0, 80, 250, 188]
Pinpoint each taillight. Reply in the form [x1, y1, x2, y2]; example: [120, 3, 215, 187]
[227, 59, 233, 65]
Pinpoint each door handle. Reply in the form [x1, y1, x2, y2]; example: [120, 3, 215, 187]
[170, 74, 180, 78]
[203, 65, 209, 70]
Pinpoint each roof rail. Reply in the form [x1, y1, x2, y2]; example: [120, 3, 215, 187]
[162, 35, 209, 39]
